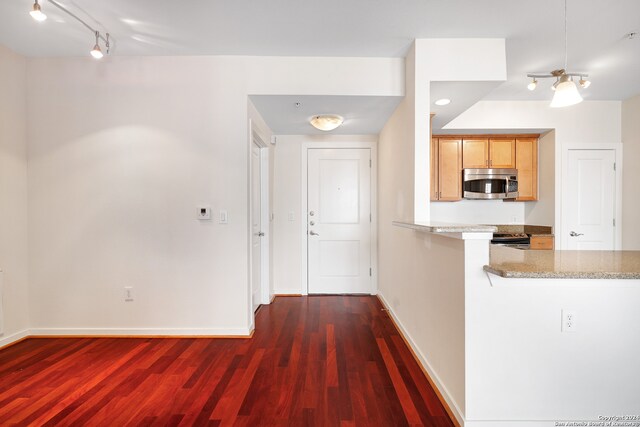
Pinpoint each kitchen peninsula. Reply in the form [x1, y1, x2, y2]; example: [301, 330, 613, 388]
[385, 221, 640, 426]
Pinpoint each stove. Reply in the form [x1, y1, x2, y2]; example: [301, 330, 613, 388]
[491, 233, 531, 245]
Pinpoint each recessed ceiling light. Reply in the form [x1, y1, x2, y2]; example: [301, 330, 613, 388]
[434, 98, 451, 106]
[309, 114, 344, 131]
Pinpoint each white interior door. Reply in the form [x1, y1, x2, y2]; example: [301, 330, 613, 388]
[563, 149, 616, 250]
[307, 148, 371, 294]
[251, 142, 262, 311]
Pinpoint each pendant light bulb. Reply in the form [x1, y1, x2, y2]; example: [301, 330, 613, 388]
[550, 76, 583, 108]
[527, 78, 538, 91]
[579, 77, 591, 88]
[90, 31, 104, 59]
[90, 44, 103, 59]
[30, 0, 47, 21]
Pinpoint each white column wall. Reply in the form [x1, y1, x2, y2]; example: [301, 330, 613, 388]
[622, 94, 640, 249]
[0, 45, 30, 346]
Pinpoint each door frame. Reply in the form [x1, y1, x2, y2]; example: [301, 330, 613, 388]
[248, 119, 271, 329]
[300, 141, 378, 295]
[558, 143, 623, 250]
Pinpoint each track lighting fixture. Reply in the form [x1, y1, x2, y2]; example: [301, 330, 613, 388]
[30, 0, 47, 21]
[525, 0, 590, 107]
[28, 0, 111, 59]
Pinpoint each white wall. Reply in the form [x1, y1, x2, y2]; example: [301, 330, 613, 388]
[524, 130, 555, 227]
[25, 55, 402, 336]
[431, 200, 525, 225]
[271, 134, 377, 295]
[0, 45, 30, 346]
[466, 248, 640, 423]
[446, 100, 621, 143]
[622, 94, 640, 249]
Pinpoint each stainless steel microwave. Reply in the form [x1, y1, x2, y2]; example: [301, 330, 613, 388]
[463, 168, 519, 200]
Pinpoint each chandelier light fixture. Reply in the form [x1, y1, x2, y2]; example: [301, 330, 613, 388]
[309, 114, 344, 131]
[526, 0, 590, 108]
[28, 0, 111, 60]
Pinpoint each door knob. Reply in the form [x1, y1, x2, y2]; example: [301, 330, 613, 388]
[569, 231, 584, 237]
[309, 230, 320, 236]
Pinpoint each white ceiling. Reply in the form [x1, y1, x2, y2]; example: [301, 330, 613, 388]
[249, 95, 403, 135]
[1, 0, 639, 134]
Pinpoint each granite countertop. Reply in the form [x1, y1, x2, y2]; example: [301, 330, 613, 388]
[485, 245, 640, 279]
[393, 221, 497, 233]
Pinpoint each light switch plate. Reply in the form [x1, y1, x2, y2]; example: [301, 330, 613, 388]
[219, 210, 228, 224]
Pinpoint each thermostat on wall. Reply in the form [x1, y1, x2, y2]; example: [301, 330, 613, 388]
[197, 206, 211, 220]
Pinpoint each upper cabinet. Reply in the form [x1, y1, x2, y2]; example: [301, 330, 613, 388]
[431, 137, 462, 201]
[432, 133, 539, 202]
[462, 137, 516, 169]
[461, 138, 489, 168]
[515, 138, 538, 201]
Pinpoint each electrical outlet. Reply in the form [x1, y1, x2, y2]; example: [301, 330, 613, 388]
[561, 309, 576, 332]
[288, 211, 295, 221]
[124, 286, 134, 302]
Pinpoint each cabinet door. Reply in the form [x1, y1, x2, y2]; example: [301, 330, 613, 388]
[489, 138, 516, 168]
[462, 138, 489, 168]
[438, 139, 462, 201]
[430, 138, 439, 200]
[515, 138, 538, 201]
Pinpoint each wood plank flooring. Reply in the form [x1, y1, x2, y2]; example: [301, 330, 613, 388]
[0, 296, 455, 426]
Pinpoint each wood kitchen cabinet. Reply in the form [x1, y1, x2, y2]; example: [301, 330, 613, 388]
[432, 133, 539, 202]
[462, 137, 516, 169]
[530, 235, 553, 250]
[431, 137, 462, 201]
[515, 137, 538, 201]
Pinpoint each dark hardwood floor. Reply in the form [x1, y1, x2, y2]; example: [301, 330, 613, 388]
[0, 296, 455, 426]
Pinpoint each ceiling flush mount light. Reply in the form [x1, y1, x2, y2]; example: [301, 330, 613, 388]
[309, 114, 344, 131]
[28, 0, 111, 59]
[30, 0, 47, 21]
[434, 98, 451, 106]
[526, 0, 590, 108]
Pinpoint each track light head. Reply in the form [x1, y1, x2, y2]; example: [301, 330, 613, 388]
[579, 77, 591, 88]
[90, 31, 103, 59]
[527, 78, 538, 91]
[30, 0, 47, 21]
[90, 44, 103, 59]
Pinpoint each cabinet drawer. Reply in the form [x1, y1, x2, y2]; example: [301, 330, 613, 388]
[530, 235, 554, 250]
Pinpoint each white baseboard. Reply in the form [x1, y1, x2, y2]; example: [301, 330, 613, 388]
[27, 327, 252, 337]
[272, 290, 304, 295]
[377, 292, 465, 426]
[0, 329, 30, 348]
